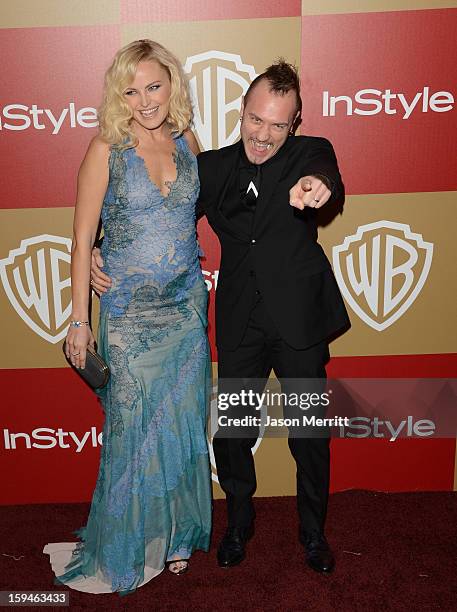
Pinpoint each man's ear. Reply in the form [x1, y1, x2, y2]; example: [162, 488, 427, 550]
[240, 96, 245, 120]
[291, 111, 302, 134]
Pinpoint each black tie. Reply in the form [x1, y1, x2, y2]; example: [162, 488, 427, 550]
[245, 164, 261, 208]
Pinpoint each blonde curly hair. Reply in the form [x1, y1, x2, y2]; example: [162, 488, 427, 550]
[98, 39, 192, 149]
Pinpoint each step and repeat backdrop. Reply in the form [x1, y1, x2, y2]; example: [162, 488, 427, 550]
[1, 1, 456, 504]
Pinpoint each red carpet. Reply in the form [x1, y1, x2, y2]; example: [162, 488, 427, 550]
[1, 492, 455, 610]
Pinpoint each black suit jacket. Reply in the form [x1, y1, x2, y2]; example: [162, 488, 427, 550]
[197, 135, 350, 350]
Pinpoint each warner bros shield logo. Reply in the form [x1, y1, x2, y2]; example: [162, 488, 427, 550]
[0, 235, 72, 343]
[333, 221, 433, 331]
[183, 50, 257, 151]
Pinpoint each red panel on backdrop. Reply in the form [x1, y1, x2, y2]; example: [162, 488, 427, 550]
[120, 0, 301, 23]
[0, 26, 120, 209]
[331, 438, 455, 492]
[328, 352, 457, 491]
[327, 353, 457, 378]
[1, 368, 103, 505]
[301, 9, 457, 195]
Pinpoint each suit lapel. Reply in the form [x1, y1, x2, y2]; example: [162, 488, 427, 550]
[216, 146, 239, 215]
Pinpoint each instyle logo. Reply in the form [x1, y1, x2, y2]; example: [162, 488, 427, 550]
[3, 427, 102, 453]
[183, 50, 257, 150]
[322, 87, 454, 119]
[0, 103, 98, 134]
[333, 221, 433, 331]
[339, 416, 435, 441]
[0, 235, 72, 343]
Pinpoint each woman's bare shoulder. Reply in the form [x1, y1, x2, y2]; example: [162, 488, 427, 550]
[87, 134, 111, 155]
[81, 134, 111, 167]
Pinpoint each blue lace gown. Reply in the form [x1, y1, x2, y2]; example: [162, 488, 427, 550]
[44, 134, 212, 593]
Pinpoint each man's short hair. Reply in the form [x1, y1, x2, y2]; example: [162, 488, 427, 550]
[244, 59, 302, 121]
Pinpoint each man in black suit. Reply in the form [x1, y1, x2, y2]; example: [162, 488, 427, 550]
[91, 61, 349, 574]
[197, 61, 349, 574]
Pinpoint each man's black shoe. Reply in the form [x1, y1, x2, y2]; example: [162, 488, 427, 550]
[303, 532, 335, 574]
[217, 525, 254, 568]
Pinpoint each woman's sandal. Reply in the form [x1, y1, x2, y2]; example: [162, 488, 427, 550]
[166, 559, 189, 575]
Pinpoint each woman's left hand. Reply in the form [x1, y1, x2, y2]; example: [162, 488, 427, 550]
[65, 325, 95, 369]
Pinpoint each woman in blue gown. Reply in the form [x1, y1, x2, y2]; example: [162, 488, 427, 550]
[44, 39, 212, 593]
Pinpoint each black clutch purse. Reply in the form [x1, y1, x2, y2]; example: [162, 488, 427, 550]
[62, 343, 110, 389]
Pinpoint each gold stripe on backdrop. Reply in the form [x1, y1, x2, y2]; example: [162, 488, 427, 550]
[302, 0, 457, 15]
[0, 0, 120, 28]
[121, 17, 301, 69]
[319, 191, 457, 357]
[0, 207, 97, 369]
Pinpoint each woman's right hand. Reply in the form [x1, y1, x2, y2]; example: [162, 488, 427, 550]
[65, 325, 95, 369]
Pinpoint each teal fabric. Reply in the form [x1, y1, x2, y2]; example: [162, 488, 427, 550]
[58, 135, 212, 593]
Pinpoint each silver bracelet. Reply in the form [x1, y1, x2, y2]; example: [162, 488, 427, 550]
[70, 320, 89, 328]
